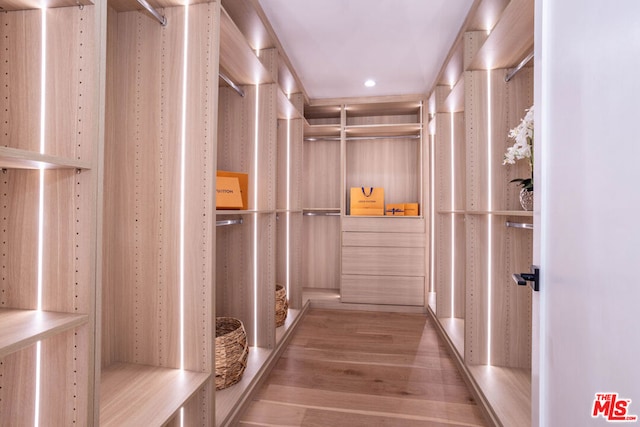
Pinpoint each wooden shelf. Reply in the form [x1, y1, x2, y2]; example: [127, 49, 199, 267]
[219, 7, 274, 87]
[444, 79, 465, 113]
[438, 210, 532, 216]
[302, 207, 340, 211]
[0, 309, 88, 358]
[303, 123, 341, 139]
[468, 0, 534, 70]
[216, 209, 274, 215]
[303, 207, 340, 213]
[221, 0, 304, 97]
[345, 123, 422, 138]
[1, 0, 93, 11]
[0, 146, 91, 170]
[100, 363, 210, 427]
[344, 99, 423, 117]
[467, 365, 531, 427]
[277, 89, 303, 120]
[275, 209, 303, 214]
[346, 214, 423, 219]
[466, 210, 533, 217]
[437, 210, 466, 214]
[109, 0, 211, 12]
[304, 104, 342, 121]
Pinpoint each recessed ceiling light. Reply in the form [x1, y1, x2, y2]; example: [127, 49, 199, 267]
[364, 79, 376, 88]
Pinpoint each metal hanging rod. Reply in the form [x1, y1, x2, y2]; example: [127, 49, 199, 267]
[216, 218, 244, 227]
[304, 135, 421, 142]
[137, 0, 167, 26]
[219, 72, 246, 98]
[505, 51, 534, 82]
[304, 137, 340, 142]
[506, 221, 533, 230]
[303, 210, 340, 216]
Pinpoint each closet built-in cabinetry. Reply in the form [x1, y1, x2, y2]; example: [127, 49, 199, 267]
[303, 99, 428, 308]
[103, 0, 306, 425]
[0, 1, 103, 425]
[215, 1, 306, 423]
[2, 0, 536, 424]
[102, 2, 217, 425]
[429, 0, 534, 425]
[302, 105, 342, 298]
[1, 0, 304, 424]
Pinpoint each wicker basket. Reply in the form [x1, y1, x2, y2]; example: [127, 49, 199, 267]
[215, 317, 248, 390]
[275, 284, 288, 327]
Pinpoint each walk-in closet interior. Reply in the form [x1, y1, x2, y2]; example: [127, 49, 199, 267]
[0, 0, 535, 425]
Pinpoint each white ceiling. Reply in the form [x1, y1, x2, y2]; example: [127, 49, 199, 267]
[257, 0, 475, 100]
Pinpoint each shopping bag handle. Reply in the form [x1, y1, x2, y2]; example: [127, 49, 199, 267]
[361, 187, 374, 197]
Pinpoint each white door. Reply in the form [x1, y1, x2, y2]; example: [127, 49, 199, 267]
[533, 1, 640, 425]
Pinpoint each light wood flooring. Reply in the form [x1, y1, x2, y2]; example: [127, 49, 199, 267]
[238, 308, 488, 426]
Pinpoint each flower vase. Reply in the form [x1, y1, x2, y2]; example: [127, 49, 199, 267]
[519, 188, 533, 211]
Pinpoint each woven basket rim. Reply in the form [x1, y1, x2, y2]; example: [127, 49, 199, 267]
[216, 317, 244, 339]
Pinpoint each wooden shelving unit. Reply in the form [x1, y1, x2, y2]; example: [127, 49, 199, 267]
[0, 310, 88, 358]
[102, 1, 219, 425]
[219, 7, 273, 86]
[100, 363, 211, 427]
[429, 0, 534, 425]
[215, 2, 306, 424]
[0, 146, 92, 170]
[2, 0, 536, 424]
[467, 0, 534, 71]
[344, 99, 425, 214]
[301, 103, 342, 296]
[303, 124, 341, 139]
[302, 98, 428, 309]
[0, 1, 104, 425]
[467, 365, 532, 427]
[345, 123, 422, 138]
[466, 210, 534, 216]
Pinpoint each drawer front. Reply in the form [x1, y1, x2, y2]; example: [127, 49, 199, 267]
[342, 216, 425, 233]
[342, 246, 425, 277]
[342, 232, 425, 248]
[341, 275, 425, 306]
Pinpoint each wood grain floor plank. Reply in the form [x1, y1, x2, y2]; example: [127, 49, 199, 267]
[239, 400, 307, 426]
[254, 385, 486, 425]
[279, 346, 457, 371]
[239, 309, 488, 426]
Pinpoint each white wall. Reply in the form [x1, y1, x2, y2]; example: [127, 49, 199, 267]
[535, 1, 640, 425]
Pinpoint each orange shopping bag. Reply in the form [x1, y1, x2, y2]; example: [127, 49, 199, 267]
[350, 187, 384, 215]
